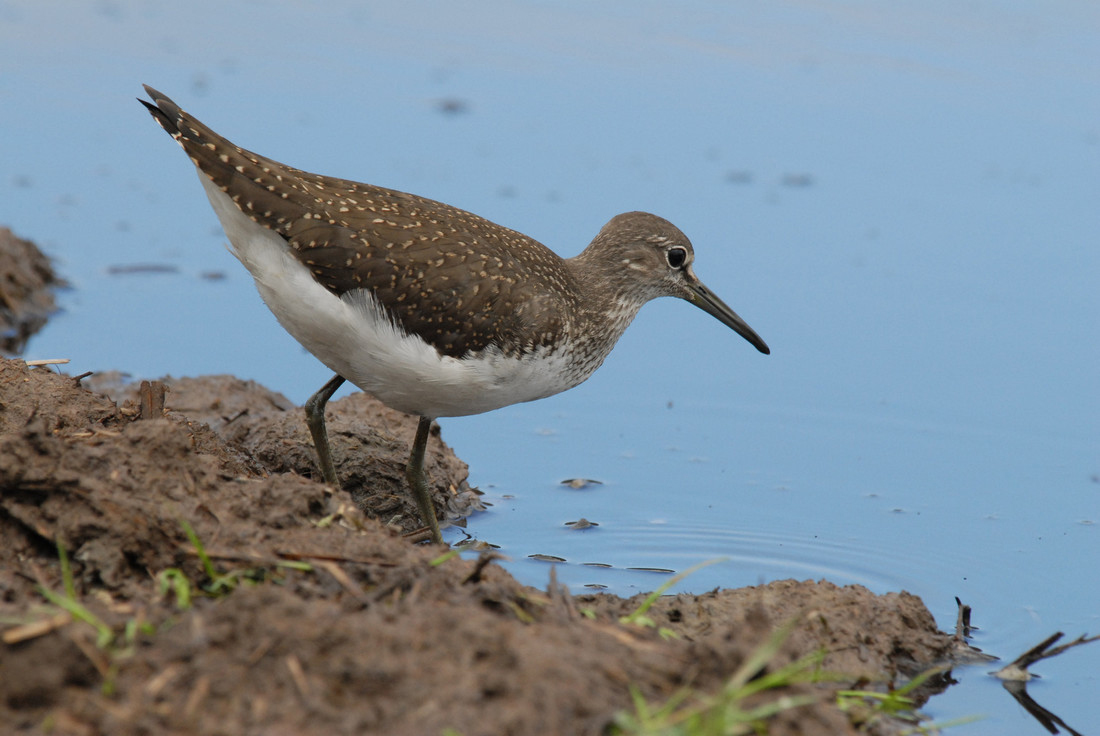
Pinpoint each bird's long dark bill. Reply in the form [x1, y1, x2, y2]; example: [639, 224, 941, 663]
[686, 281, 770, 355]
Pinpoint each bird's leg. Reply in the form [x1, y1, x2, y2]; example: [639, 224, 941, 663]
[304, 373, 346, 486]
[406, 415, 443, 544]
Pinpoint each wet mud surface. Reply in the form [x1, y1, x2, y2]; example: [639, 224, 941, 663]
[0, 357, 958, 735]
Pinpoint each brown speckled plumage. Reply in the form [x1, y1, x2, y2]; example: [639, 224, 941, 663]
[141, 87, 585, 361]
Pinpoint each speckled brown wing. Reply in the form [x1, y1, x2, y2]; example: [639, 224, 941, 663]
[283, 196, 581, 358]
[141, 86, 577, 358]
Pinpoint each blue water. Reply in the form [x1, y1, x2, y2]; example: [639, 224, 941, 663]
[3, 2, 1097, 732]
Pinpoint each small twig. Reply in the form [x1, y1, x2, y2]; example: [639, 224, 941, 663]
[68, 628, 113, 678]
[143, 662, 183, 698]
[311, 560, 369, 604]
[994, 631, 1100, 681]
[245, 637, 277, 667]
[1, 611, 72, 644]
[286, 654, 311, 699]
[403, 527, 434, 544]
[25, 358, 70, 366]
[953, 596, 975, 639]
[274, 550, 396, 567]
[182, 675, 211, 720]
[948, 598, 997, 664]
[462, 550, 503, 585]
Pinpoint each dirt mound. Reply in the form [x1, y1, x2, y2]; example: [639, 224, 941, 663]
[0, 358, 954, 735]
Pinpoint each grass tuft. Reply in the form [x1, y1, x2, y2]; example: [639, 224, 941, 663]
[612, 616, 826, 736]
[619, 558, 726, 638]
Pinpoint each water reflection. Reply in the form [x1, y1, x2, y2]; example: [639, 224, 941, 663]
[1000, 680, 1086, 736]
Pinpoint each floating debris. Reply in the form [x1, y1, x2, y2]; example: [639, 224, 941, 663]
[452, 539, 499, 552]
[435, 97, 469, 116]
[106, 263, 179, 275]
[528, 554, 566, 563]
[781, 173, 814, 188]
[560, 478, 602, 490]
[993, 631, 1100, 682]
[564, 518, 598, 530]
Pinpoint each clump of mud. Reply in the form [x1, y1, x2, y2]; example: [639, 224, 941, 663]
[0, 358, 954, 735]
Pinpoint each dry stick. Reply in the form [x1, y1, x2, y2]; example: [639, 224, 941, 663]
[953, 596, 975, 639]
[1, 611, 72, 644]
[461, 550, 503, 585]
[949, 598, 998, 664]
[275, 550, 397, 567]
[994, 631, 1100, 681]
[285, 654, 311, 700]
[138, 380, 167, 419]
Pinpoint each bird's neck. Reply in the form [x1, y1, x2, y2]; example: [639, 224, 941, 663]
[562, 250, 650, 370]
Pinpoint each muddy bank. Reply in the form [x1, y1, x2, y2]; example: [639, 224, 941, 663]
[0, 358, 955, 735]
[0, 227, 62, 355]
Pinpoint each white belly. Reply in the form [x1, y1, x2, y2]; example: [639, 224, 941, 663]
[198, 174, 581, 418]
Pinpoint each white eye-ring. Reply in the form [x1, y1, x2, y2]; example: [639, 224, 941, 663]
[666, 247, 687, 269]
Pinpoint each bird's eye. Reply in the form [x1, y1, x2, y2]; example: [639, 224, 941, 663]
[666, 247, 687, 269]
